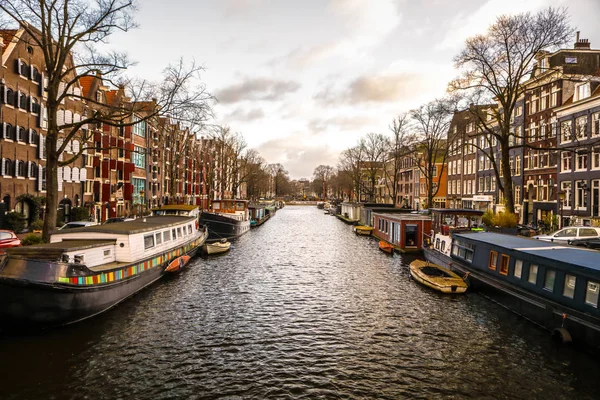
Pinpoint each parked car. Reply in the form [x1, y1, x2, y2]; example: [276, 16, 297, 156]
[533, 226, 600, 243]
[0, 230, 21, 250]
[517, 224, 538, 237]
[103, 217, 135, 224]
[58, 221, 99, 230]
[567, 237, 600, 249]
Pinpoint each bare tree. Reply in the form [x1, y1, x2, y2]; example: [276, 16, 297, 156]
[312, 165, 335, 200]
[0, 1, 213, 240]
[384, 114, 415, 205]
[450, 7, 573, 214]
[361, 133, 388, 203]
[410, 98, 454, 209]
[338, 144, 364, 201]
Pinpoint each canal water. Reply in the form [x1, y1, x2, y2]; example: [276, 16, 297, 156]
[1, 206, 600, 399]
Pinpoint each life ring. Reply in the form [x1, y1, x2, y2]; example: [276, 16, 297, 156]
[195, 220, 199, 230]
[551, 327, 572, 344]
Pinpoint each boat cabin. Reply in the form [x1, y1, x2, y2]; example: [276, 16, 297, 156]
[451, 232, 600, 319]
[359, 203, 412, 227]
[152, 204, 200, 218]
[372, 212, 432, 252]
[340, 202, 361, 222]
[210, 199, 249, 221]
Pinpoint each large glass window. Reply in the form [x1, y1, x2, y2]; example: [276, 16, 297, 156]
[163, 230, 171, 242]
[489, 251, 498, 271]
[563, 274, 576, 299]
[133, 118, 146, 137]
[500, 255, 510, 275]
[586, 281, 599, 307]
[514, 259, 523, 278]
[528, 264, 538, 284]
[132, 178, 146, 204]
[132, 146, 146, 168]
[544, 269, 555, 291]
[144, 234, 154, 250]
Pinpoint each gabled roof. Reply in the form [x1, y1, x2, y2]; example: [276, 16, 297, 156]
[0, 29, 17, 47]
[79, 76, 96, 98]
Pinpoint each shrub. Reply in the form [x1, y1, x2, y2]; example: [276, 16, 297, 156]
[482, 209, 494, 226]
[29, 219, 44, 231]
[6, 212, 26, 233]
[492, 212, 518, 228]
[21, 233, 44, 246]
[70, 207, 90, 221]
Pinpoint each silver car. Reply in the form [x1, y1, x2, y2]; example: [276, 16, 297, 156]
[58, 221, 99, 230]
[533, 226, 600, 243]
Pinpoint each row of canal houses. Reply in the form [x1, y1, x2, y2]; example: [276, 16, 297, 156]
[0, 24, 242, 228]
[391, 34, 600, 229]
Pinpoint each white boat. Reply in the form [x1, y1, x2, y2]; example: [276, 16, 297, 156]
[203, 239, 231, 255]
[0, 208, 208, 328]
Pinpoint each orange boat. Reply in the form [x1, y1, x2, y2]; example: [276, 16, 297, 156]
[379, 240, 394, 254]
[165, 255, 191, 273]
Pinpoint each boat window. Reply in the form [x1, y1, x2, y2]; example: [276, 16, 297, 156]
[440, 241, 446, 253]
[172, 228, 176, 239]
[435, 238, 440, 250]
[544, 269, 556, 291]
[528, 264, 538, 284]
[488, 251, 498, 271]
[163, 230, 171, 242]
[144, 234, 155, 250]
[452, 244, 459, 256]
[514, 259, 523, 278]
[188, 224, 192, 234]
[213, 202, 221, 210]
[500, 255, 510, 275]
[177, 227, 182, 238]
[156, 232, 162, 245]
[103, 249, 111, 257]
[585, 281, 599, 307]
[563, 274, 576, 298]
[236, 202, 245, 210]
[580, 228, 599, 237]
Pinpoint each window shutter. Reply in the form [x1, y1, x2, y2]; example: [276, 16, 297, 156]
[2, 86, 6, 104]
[57, 138, 64, 161]
[39, 73, 44, 96]
[27, 161, 31, 178]
[37, 166, 43, 191]
[28, 96, 33, 112]
[1, 123, 5, 139]
[30, 65, 34, 80]
[72, 167, 80, 182]
[28, 129, 33, 144]
[57, 167, 63, 192]
[39, 135, 45, 159]
[0, 158, 4, 176]
[80, 168, 87, 182]
[13, 161, 18, 177]
[59, 82, 66, 104]
[15, 58, 21, 74]
[73, 140, 80, 154]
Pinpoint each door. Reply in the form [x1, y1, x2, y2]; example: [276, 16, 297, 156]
[405, 224, 417, 247]
[392, 222, 400, 244]
[593, 180, 599, 217]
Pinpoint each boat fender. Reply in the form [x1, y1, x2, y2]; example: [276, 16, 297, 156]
[551, 327, 572, 344]
[195, 221, 199, 230]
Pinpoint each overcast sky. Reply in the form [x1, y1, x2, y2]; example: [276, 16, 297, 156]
[110, 0, 600, 179]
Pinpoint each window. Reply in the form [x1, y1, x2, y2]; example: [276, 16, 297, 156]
[580, 228, 599, 237]
[172, 228, 176, 239]
[489, 251, 498, 271]
[500, 255, 510, 275]
[561, 121, 572, 143]
[133, 117, 146, 137]
[593, 113, 600, 137]
[528, 264, 538, 284]
[575, 83, 591, 101]
[177, 227, 182, 238]
[132, 146, 146, 168]
[561, 181, 572, 208]
[155, 232, 162, 245]
[514, 259, 523, 278]
[586, 281, 599, 307]
[103, 249, 111, 257]
[563, 274, 576, 299]
[163, 230, 171, 242]
[576, 151, 588, 171]
[144, 234, 154, 250]
[565, 56, 578, 64]
[544, 269, 555, 291]
[561, 152, 572, 172]
[188, 224, 192, 234]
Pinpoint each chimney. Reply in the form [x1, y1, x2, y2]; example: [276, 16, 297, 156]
[574, 32, 591, 50]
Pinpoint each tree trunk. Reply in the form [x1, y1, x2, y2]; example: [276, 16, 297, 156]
[42, 131, 58, 242]
[501, 140, 515, 214]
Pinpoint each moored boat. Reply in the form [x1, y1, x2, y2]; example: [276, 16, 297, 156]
[379, 240, 394, 254]
[249, 204, 270, 227]
[0, 211, 208, 329]
[353, 225, 373, 236]
[203, 239, 231, 255]
[409, 259, 468, 294]
[200, 199, 251, 242]
[425, 226, 600, 351]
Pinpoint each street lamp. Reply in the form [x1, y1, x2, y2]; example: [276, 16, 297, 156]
[558, 190, 566, 228]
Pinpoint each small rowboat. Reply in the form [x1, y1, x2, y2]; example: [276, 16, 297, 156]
[203, 239, 231, 255]
[379, 240, 394, 254]
[353, 226, 373, 236]
[409, 259, 468, 294]
[165, 255, 191, 273]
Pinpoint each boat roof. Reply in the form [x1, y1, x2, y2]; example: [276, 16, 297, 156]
[430, 208, 484, 216]
[54, 216, 195, 235]
[152, 205, 198, 212]
[6, 239, 116, 260]
[373, 212, 431, 221]
[454, 232, 600, 272]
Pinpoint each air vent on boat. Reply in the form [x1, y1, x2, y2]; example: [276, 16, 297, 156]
[74, 254, 84, 264]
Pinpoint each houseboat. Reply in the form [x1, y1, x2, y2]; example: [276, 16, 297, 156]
[339, 202, 361, 224]
[372, 212, 432, 253]
[0, 213, 208, 329]
[248, 204, 270, 227]
[425, 230, 600, 351]
[200, 199, 251, 242]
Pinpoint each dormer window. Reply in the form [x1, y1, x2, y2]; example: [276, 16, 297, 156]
[575, 83, 591, 101]
[541, 58, 548, 70]
[565, 56, 578, 64]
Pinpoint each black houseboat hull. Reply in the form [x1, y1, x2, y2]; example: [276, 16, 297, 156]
[200, 212, 251, 242]
[424, 246, 600, 352]
[0, 239, 203, 330]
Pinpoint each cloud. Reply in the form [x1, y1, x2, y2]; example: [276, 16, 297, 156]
[221, 0, 265, 16]
[215, 77, 301, 103]
[257, 135, 340, 179]
[225, 107, 265, 121]
[308, 115, 378, 133]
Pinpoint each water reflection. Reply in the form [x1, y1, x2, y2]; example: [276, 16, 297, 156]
[1, 206, 599, 399]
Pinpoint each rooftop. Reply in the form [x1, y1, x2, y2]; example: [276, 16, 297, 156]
[53, 215, 195, 235]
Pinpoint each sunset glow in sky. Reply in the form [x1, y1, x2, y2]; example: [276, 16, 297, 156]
[110, 0, 600, 179]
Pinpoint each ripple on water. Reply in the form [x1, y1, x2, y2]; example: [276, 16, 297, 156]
[1, 206, 600, 400]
